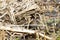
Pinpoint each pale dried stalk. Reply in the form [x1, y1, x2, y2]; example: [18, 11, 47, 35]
[0, 25, 52, 40]
[0, 12, 7, 18]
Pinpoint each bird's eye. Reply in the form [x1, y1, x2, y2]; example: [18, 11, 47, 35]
[17, 0, 22, 2]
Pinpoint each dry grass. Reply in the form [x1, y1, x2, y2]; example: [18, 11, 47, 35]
[0, 0, 60, 40]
